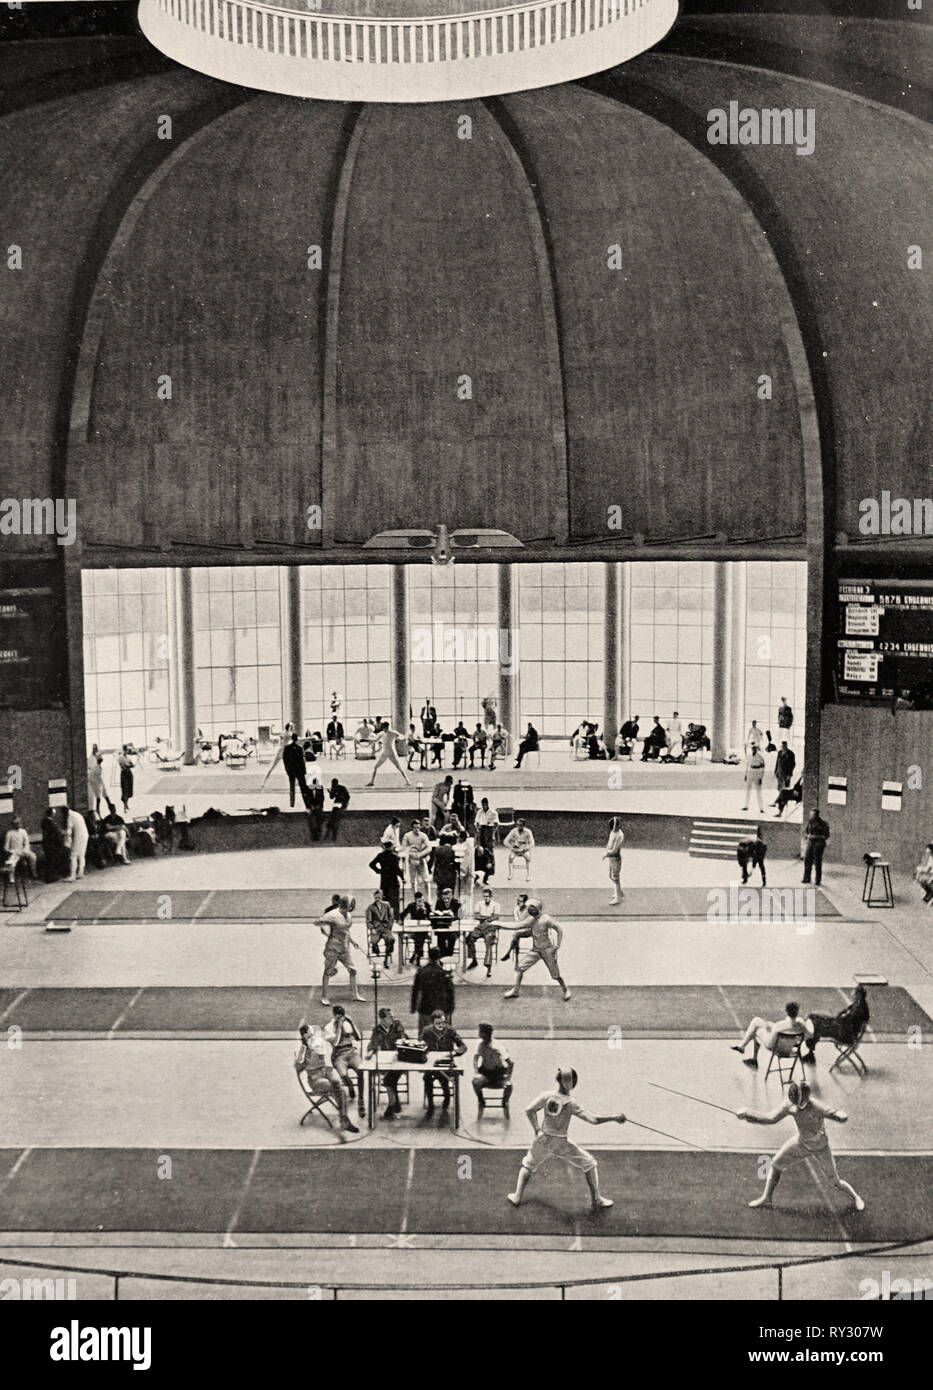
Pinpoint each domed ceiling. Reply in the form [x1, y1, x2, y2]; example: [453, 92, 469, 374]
[0, 10, 929, 563]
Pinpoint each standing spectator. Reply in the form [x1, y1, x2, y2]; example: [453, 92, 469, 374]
[381, 817, 402, 852]
[455, 829, 475, 912]
[403, 818, 431, 898]
[514, 723, 539, 769]
[744, 720, 764, 754]
[431, 835, 458, 899]
[87, 744, 108, 815]
[481, 696, 497, 731]
[777, 697, 794, 738]
[736, 830, 767, 885]
[40, 807, 67, 881]
[410, 946, 455, 1035]
[773, 742, 796, 798]
[63, 804, 89, 882]
[420, 699, 437, 737]
[475, 797, 499, 852]
[369, 840, 403, 920]
[117, 744, 135, 814]
[282, 732, 310, 808]
[603, 816, 625, 905]
[431, 774, 453, 829]
[2, 816, 36, 879]
[306, 781, 325, 842]
[802, 807, 830, 886]
[325, 778, 350, 842]
[742, 744, 766, 813]
[366, 889, 396, 966]
[665, 711, 683, 756]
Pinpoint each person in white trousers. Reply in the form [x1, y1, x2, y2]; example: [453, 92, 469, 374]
[64, 806, 89, 881]
[742, 744, 766, 813]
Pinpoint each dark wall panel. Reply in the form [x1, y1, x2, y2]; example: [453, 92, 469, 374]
[504, 85, 807, 546]
[333, 103, 563, 545]
[819, 704, 932, 872]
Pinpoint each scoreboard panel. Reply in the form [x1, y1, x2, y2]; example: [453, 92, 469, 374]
[837, 579, 933, 709]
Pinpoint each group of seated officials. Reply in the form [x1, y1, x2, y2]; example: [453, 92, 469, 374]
[295, 1007, 512, 1125]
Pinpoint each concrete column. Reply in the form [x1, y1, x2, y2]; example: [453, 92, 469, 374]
[729, 562, 747, 752]
[498, 563, 519, 747]
[279, 565, 303, 731]
[176, 567, 196, 764]
[166, 569, 182, 755]
[603, 561, 620, 748]
[391, 564, 409, 735]
[619, 561, 631, 727]
[711, 561, 732, 762]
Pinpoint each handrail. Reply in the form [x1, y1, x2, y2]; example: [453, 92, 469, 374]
[2, 1233, 930, 1297]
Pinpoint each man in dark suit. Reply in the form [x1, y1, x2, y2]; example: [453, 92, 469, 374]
[421, 1009, 467, 1114]
[325, 779, 350, 841]
[431, 886, 461, 959]
[282, 732, 310, 808]
[369, 840, 403, 920]
[410, 946, 454, 1036]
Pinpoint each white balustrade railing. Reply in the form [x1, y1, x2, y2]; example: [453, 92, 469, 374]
[156, 0, 651, 64]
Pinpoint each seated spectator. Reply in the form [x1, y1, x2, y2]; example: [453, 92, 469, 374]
[406, 725, 426, 770]
[431, 886, 461, 958]
[803, 985, 870, 1063]
[514, 723, 539, 768]
[323, 1005, 365, 1119]
[504, 819, 534, 880]
[472, 1022, 513, 1108]
[513, 892, 529, 921]
[474, 841, 495, 886]
[2, 816, 36, 879]
[103, 809, 130, 864]
[367, 1006, 408, 1120]
[366, 888, 396, 967]
[469, 724, 488, 768]
[465, 887, 501, 975]
[422, 1009, 467, 1114]
[295, 1024, 357, 1133]
[400, 891, 432, 964]
[489, 724, 508, 769]
[730, 1001, 805, 1069]
[355, 718, 373, 743]
[914, 842, 933, 903]
[774, 773, 804, 818]
[616, 717, 639, 758]
[587, 724, 607, 759]
[641, 716, 667, 761]
[308, 731, 324, 756]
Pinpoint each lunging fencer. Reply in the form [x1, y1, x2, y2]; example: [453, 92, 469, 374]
[737, 1081, 865, 1211]
[366, 722, 411, 787]
[504, 898, 571, 1002]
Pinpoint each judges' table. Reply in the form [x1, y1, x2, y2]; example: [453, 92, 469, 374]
[361, 1052, 464, 1128]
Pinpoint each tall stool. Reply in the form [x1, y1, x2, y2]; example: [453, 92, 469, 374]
[2, 862, 29, 912]
[862, 853, 894, 909]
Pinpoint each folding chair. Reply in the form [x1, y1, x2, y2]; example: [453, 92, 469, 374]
[765, 1031, 804, 1086]
[829, 1021, 869, 1076]
[296, 1070, 340, 1129]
